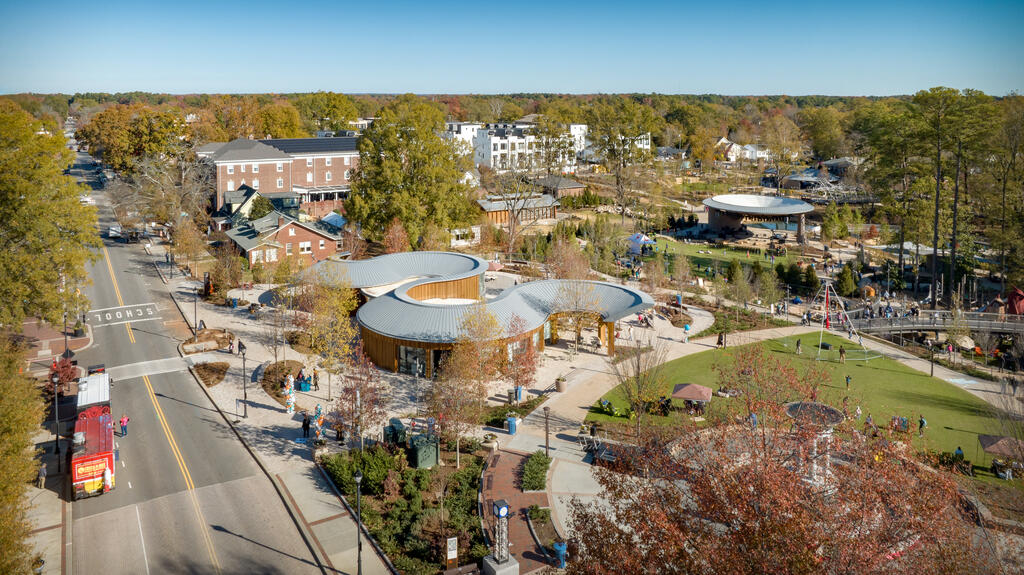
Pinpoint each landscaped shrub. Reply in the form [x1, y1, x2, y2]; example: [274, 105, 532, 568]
[321, 445, 398, 497]
[528, 504, 551, 523]
[522, 451, 552, 491]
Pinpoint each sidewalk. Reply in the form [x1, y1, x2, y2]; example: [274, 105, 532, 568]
[21, 317, 94, 378]
[146, 241, 391, 575]
[25, 430, 70, 575]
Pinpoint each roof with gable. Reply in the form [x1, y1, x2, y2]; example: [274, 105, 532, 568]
[477, 194, 558, 213]
[224, 210, 342, 252]
[531, 175, 584, 190]
[209, 139, 292, 163]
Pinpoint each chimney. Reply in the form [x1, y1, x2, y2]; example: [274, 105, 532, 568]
[278, 216, 285, 228]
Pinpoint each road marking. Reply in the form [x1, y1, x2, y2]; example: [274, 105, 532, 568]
[101, 245, 135, 343]
[135, 505, 150, 575]
[90, 317, 162, 329]
[121, 460, 125, 468]
[128, 481, 132, 489]
[141, 374, 221, 573]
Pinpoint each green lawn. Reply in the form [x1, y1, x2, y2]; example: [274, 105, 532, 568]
[652, 237, 802, 271]
[587, 333, 1009, 469]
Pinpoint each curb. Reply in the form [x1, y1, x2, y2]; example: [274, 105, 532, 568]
[176, 340, 328, 572]
[315, 463, 400, 574]
[524, 511, 554, 565]
[478, 455, 490, 548]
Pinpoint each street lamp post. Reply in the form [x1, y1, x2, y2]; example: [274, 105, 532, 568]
[544, 406, 551, 458]
[51, 373, 60, 455]
[193, 286, 199, 336]
[354, 469, 363, 575]
[242, 346, 247, 419]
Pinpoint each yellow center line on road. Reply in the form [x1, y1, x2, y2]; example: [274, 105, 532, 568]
[142, 374, 221, 573]
[101, 245, 135, 343]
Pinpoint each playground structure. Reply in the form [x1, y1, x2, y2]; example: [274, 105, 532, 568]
[806, 281, 882, 362]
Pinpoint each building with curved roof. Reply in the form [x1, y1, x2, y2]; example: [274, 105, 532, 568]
[310, 252, 655, 376]
[702, 194, 813, 241]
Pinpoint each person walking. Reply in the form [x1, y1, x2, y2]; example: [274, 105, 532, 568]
[237, 340, 246, 356]
[855, 405, 862, 421]
[839, 345, 847, 364]
[228, 340, 234, 354]
[795, 338, 802, 355]
[845, 374, 851, 390]
[312, 369, 320, 391]
[119, 413, 130, 437]
[716, 332, 724, 349]
[301, 413, 311, 438]
[918, 414, 927, 437]
[36, 461, 47, 488]
[683, 324, 690, 344]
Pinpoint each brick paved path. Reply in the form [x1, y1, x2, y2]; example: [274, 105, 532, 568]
[481, 449, 552, 573]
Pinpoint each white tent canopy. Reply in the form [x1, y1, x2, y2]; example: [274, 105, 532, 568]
[628, 233, 656, 254]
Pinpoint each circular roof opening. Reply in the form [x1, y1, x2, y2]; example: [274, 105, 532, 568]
[703, 194, 813, 216]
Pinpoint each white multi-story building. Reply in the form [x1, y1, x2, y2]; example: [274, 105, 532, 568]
[442, 122, 484, 156]
[461, 122, 581, 173]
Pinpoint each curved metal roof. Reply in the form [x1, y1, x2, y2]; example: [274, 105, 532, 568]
[309, 252, 654, 344]
[312, 251, 488, 289]
[703, 194, 813, 216]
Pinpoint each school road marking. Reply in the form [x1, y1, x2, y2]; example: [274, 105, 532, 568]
[88, 303, 160, 328]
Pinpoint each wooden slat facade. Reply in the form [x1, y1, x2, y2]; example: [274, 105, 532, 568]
[405, 275, 479, 301]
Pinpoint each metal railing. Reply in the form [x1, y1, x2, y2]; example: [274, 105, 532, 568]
[848, 310, 1024, 335]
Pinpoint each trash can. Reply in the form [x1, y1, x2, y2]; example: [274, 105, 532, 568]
[231, 298, 238, 309]
[507, 416, 518, 435]
[675, 294, 682, 306]
[515, 386, 523, 403]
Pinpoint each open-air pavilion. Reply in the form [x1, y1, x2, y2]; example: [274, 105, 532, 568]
[702, 194, 814, 243]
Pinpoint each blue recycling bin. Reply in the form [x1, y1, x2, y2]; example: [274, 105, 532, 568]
[507, 416, 518, 435]
[515, 386, 523, 402]
[675, 294, 682, 306]
[232, 297, 238, 309]
[552, 541, 567, 568]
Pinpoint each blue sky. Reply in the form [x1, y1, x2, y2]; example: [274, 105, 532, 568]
[0, 0, 1021, 95]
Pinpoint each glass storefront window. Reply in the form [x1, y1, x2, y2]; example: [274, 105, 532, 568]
[398, 345, 426, 377]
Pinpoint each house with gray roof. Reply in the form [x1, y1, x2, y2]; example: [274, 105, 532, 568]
[224, 210, 344, 267]
[530, 175, 584, 198]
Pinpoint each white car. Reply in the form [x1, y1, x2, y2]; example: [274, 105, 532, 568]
[107, 225, 121, 238]
[79, 195, 96, 205]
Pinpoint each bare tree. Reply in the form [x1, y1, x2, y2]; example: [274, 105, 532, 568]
[607, 335, 668, 439]
[493, 160, 545, 253]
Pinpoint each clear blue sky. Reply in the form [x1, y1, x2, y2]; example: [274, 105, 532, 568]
[1, 0, 1021, 96]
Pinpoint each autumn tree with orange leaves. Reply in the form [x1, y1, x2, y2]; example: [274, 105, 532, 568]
[566, 345, 999, 575]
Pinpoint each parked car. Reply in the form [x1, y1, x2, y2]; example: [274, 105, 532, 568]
[107, 225, 121, 239]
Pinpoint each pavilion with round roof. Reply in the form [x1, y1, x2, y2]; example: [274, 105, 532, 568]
[702, 194, 814, 242]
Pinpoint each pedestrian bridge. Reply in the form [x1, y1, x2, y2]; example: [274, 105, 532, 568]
[847, 310, 1024, 335]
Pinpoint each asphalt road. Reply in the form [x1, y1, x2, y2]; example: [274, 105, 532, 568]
[69, 152, 320, 575]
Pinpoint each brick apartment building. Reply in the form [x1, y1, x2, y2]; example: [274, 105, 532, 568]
[197, 137, 359, 219]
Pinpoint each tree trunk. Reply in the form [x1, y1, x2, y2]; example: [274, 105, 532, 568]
[1000, 174, 1008, 295]
[930, 133, 942, 310]
[456, 435, 460, 469]
[948, 141, 961, 308]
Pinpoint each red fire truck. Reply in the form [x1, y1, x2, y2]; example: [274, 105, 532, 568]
[70, 405, 116, 500]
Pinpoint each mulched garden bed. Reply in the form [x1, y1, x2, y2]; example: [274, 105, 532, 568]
[261, 359, 305, 407]
[194, 362, 229, 387]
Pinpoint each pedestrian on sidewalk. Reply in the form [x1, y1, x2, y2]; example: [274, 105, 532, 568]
[165, 252, 170, 264]
[238, 340, 246, 356]
[228, 340, 234, 354]
[716, 332, 724, 348]
[312, 369, 319, 391]
[302, 413, 310, 438]
[683, 324, 690, 344]
[36, 461, 47, 488]
[119, 413, 130, 437]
